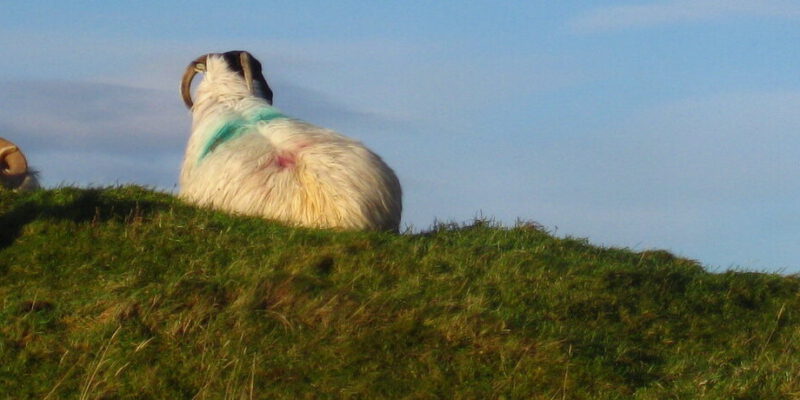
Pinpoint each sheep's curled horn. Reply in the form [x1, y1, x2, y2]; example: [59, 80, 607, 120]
[0, 137, 30, 189]
[180, 50, 273, 108]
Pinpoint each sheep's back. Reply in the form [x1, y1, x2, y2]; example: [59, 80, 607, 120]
[179, 119, 401, 231]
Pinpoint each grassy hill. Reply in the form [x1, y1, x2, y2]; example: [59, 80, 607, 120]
[1, 186, 799, 399]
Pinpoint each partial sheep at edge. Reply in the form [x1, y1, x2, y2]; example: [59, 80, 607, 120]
[0, 137, 40, 191]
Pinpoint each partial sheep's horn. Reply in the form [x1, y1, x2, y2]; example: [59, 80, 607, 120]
[0, 137, 29, 188]
[181, 55, 208, 108]
[240, 51, 255, 95]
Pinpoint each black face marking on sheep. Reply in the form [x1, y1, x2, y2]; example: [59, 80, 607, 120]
[222, 51, 274, 104]
[181, 51, 274, 108]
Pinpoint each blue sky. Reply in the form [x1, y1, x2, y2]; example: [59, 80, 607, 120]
[2, 1, 799, 272]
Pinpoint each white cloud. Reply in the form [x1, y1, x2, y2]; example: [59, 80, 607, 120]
[569, 0, 800, 32]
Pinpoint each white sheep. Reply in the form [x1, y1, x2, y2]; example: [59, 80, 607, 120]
[178, 51, 402, 231]
[0, 137, 40, 191]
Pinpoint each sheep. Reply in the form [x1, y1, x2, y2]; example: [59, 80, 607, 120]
[178, 50, 402, 231]
[0, 137, 40, 191]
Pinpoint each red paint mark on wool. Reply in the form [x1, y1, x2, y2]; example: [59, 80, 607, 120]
[267, 142, 312, 170]
[276, 153, 296, 168]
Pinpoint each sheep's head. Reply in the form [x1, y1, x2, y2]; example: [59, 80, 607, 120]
[180, 50, 273, 108]
[0, 137, 30, 190]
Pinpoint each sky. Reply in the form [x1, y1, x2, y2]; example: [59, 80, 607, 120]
[1, 1, 799, 273]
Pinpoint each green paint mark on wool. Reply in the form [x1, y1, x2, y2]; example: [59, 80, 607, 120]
[198, 107, 287, 162]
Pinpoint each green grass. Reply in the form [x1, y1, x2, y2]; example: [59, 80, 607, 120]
[1, 186, 799, 399]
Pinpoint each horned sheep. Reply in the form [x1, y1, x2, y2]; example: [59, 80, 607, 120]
[179, 50, 402, 231]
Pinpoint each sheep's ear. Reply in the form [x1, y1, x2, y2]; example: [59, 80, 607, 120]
[240, 52, 255, 96]
[244, 53, 273, 105]
[231, 51, 274, 105]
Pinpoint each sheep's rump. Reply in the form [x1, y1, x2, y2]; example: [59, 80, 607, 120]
[180, 119, 401, 231]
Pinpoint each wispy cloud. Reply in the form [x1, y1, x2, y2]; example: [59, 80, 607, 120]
[0, 81, 186, 188]
[569, 0, 800, 32]
[0, 80, 403, 189]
